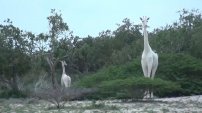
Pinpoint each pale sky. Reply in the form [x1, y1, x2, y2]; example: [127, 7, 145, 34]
[0, 0, 201, 37]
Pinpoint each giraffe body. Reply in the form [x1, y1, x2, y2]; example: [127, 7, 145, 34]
[141, 48, 158, 79]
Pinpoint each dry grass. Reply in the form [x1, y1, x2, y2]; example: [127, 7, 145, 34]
[0, 95, 201, 113]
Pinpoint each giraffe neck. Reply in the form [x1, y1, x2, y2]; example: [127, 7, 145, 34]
[143, 27, 151, 52]
[62, 63, 66, 75]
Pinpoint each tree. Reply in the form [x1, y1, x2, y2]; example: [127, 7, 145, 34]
[0, 19, 31, 92]
[113, 18, 142, 47]
[150, 9, 202, 56]
[45, 9, 71, 89]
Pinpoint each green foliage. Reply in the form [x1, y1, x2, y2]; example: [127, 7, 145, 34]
[158, 54, 202, 79]
[1, 9, 202, 99]
[157, 53, 202, 95]
[150, 9, 202, 58]
[0, 90, 27, 98]
[75, 58, 142, 88]
[75, 53, 202, 99]
[98, 77, 181, 99]
[0, 19, 31, 91]
[75, 58, 183, 99]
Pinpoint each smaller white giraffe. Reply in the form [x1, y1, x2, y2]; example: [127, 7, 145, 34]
[61, 61, 71, 87]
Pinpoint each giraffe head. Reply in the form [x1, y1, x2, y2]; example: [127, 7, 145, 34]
[61, 61, 67, 66]
[140, 16, 150, 29]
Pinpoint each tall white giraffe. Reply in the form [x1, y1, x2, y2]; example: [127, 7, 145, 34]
[140, 16, 158, 98]
[61, 61, 71, 87]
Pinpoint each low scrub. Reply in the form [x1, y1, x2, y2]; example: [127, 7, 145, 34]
[97, 77, 182, 99]
[0, 90, 27, 98]
[75, 58, 142, 88]
[75, 53, 202, 99]
[158, 53, 202, 95]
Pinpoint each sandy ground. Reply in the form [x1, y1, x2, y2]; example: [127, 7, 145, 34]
[0, 95, 201, 113]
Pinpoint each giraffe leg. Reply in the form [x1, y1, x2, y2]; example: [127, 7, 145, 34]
[151, 66, 157, 79]
[151, 91, 153, 98]
[144, 90, 150, 99]
[141, 60, 148, 77]
[147, 59, 153, 99]
[147, 61, 153, 78]
[151, 54, 158, 79]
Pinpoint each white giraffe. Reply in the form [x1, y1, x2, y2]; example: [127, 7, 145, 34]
[140, 16, 158, 98]
[61, 61, 71, 87]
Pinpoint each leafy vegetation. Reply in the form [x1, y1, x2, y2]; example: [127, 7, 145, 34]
[0, 9, 202, 100]
[75, 57, 183, 99]
[158, 54, 202, 95]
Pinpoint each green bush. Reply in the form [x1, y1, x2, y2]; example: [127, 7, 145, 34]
[75, 58, 142, 88]
[0, 90, 27, 98]
[97, 77, 182, 99]
[75, 53, 202, 99]
[157, 53, 202, 95]
[75, 71, 107, 88]
[78, 77, 182, 99]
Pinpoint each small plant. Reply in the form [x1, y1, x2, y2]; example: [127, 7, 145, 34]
[33, 74, 96, 109]
[162, 108, 170, 113]
[90, 100, 106, 109]
[34, 87, 95, 109]
[85, 100, 119, 110]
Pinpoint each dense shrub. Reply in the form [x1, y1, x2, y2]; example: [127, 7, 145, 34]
[0, 90, 27, 98]
[75, 53, 202, 99]
[157, 53, 202, 95]
[75, 58, 142, 88]
[96, 77, 181, 99]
